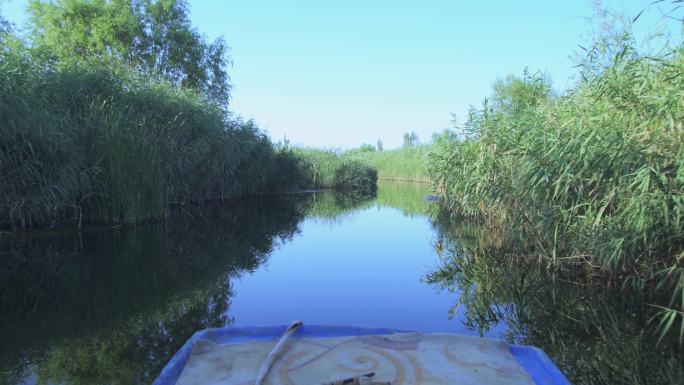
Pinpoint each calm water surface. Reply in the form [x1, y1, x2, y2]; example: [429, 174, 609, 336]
[230, 199, 499, 335]
[0, 182, 681, 385]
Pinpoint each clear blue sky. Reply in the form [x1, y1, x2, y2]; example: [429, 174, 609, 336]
[1, 1, 680, 148]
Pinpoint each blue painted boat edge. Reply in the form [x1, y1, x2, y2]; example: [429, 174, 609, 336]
[510, 345, 572, 385]
[151, 325, 571, 385]
[151, 329, 203, 385]
[151, 325, 405, 385]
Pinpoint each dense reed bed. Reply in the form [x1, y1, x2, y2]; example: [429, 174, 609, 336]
[0, 0, 379, 231]
[427, 43, 684, 342]
[0, 49, 311, 229]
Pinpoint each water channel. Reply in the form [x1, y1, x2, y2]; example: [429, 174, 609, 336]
[1, 182, 681, 385]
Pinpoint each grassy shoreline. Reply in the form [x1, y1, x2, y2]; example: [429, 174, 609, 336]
[344, 145, 431, 182]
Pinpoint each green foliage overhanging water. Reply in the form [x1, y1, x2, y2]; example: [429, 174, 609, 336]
[427, 36, 684, 343]
[0, 50, 310, 228]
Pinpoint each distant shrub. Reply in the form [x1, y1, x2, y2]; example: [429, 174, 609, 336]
[292, 149, 378, 194]
[333, 160, 378, 194]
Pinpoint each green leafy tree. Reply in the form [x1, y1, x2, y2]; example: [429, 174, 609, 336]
[27, 0, 230, 105]
[376, 139, 383, 152]
[431, 128, 458, 146]
[402, 131, 419, 148]
[359, 143, 376, 152]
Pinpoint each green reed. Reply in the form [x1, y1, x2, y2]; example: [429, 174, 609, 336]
[0, 49, 311, 229]
[427, 43, 684, 342]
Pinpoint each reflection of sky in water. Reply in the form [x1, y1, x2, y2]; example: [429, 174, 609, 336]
[230, 204, 507, 338]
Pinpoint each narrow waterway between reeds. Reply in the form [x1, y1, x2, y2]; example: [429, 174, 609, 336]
[1, 181, 681, 385]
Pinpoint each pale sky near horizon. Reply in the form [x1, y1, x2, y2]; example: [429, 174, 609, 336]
[2, 1, 681, 149]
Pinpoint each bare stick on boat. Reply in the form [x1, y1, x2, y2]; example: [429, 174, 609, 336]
[255, 320, 303, 385]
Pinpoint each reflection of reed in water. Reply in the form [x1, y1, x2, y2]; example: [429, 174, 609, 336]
[0, 195, 309, 385]
[426, 217, 684, 385]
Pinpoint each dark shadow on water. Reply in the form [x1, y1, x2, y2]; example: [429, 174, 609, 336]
[0, 192, 375, 385]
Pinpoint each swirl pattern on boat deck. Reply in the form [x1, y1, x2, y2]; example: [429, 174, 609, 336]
[177, 333, 535, 385]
